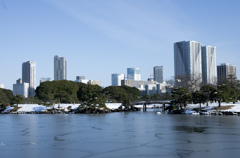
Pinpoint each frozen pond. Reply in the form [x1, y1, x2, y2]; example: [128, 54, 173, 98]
[1, 110, 240, 158]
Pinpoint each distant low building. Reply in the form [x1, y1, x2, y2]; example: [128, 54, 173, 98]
[75, 76, 89, 84]
[13, 78, 29, 98]
[145, 82, 167, 95]
[75, 76, 101, 86]
[121, 79, 167, 96]
[88, 80, 101, 86]
[0, 84, 4, 89]
[121, 79, 158, 89]
[40, 78, 51, 83]
[75, 76, 86, 81]
[148, 78, 154, 81]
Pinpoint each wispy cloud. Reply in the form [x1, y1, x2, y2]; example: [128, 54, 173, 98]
[46, 0, 196, 52]
[1, 1, 7, 9]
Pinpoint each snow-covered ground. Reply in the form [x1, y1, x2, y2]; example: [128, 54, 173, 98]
[2, 103, 123, 113]
[18, 104, 46, 112]
[135, 101, 240, 112]
[105, 103, 122, 109]
[187, 101, 240, 112]
[1, 102, 240, 113]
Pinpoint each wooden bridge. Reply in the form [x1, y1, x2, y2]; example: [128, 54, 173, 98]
[130, 100, 171, 111]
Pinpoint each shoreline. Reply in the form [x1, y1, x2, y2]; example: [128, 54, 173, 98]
[1, 101, 240, 115]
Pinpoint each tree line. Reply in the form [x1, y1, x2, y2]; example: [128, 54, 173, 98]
[1, 75, 239, 110]
[169, 74, 240, 109]
[0, 80, 141, 109]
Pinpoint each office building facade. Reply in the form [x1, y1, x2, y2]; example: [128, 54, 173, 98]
[76, 76, 85, 81]
[88, 80, 102, 86]
[202, 46, 217, 85]
[13, 78, 29, 98]
[127, 68, 141, 81]
[145, 82, 167, 95]
[217, 63, 237, 85]
[22, 61, 36, 96]
[75, 76, 88, 84]
[174, 41, 202, 81]
[112, 74, 125, 86]
[153, 66, 163, 83]
[54, 55, 67, 81]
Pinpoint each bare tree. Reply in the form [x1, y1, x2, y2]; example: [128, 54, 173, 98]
[200, 85, 216, 106]
[174, 74, 203, 94]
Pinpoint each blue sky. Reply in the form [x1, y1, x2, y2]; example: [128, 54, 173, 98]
[1, 0, 240, 90]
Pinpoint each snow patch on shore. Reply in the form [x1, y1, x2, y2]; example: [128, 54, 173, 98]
[2, 102, 240, 113]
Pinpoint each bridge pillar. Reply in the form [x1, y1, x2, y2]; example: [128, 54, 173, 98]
[162, 103, 165, 112]
[143, 103, 147, 111]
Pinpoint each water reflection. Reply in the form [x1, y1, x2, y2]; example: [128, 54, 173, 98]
[174, 126, 206, 133]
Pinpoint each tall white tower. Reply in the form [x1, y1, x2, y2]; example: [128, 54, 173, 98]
[174, 41, 202, 81]
[202, 46, 217, 85]
[22, 61, 36, 96]
[54, 55, 67, 81]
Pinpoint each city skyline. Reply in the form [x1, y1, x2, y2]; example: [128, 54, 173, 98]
[1, 0, 240, 90]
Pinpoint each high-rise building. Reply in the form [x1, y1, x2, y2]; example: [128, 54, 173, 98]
[54, 55, 67, 81]
[202, 46, 217, 85]
[174, 41, 202, 81]
[217, 63, 237, 85]
[153, 66, 163, 83]
[22, 61, 36, 96]
[127, 68, 141, 81]
[112, 74, 125, 86]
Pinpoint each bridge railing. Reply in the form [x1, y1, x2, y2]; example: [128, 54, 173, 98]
[130, 100, 171, 105]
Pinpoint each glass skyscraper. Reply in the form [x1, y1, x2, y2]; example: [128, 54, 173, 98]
[202, 46, 217, 85]
[217, 63, 237, 85]
[111, 74, 125, 86]
[127, 68, 141, 81]
[54, 55, 67, 81]
[153, 66, 163, 83]
[174, 41, 202, 81]
[22, 61, 36, 96]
